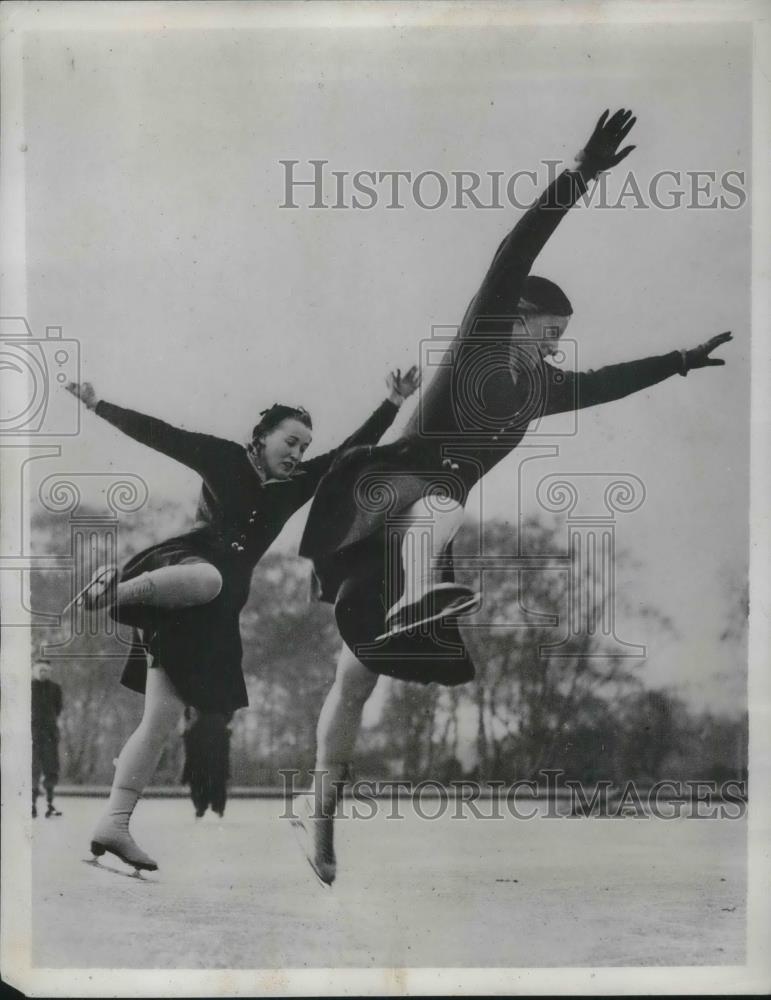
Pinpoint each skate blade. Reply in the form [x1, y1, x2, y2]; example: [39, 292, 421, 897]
[375, 593, 482, 642]
[62, 588, 86, 614]
[62, 567, 116, 614]
[82, 857, 157, 881]
[289, 817, 333, 889]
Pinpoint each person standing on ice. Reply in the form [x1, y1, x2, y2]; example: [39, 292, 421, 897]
[293, 109, 733, 885]
[64, 365, 420, 874]
[31, 659, 64, 819]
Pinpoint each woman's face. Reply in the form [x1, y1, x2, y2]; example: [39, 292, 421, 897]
[259, 417, 313, 479]
[524, 313, 570, 357]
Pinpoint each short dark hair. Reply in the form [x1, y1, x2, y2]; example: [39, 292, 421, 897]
[251, 404, 312, 442]
[518, 275, 573, 317]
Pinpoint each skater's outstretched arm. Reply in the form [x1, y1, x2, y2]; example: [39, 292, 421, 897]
[543, 332, 733, 415]
[65, 381, 234, 476]
[463, 109, 637, 332]
[297, 367, 421, 493]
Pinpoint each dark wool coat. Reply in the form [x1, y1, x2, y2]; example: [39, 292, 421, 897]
[299, 168, 685, 685]
[96, 397, 399, 711]
[32, 679, 63, 780]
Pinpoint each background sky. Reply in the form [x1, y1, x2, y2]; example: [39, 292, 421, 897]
[19, 14, 750, 712]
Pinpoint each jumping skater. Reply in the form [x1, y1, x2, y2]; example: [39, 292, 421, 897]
[65, 365, 420, 874]
[293, 109, 733, 885]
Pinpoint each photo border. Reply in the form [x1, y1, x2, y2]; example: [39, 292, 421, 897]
[1, 1, 768, 996]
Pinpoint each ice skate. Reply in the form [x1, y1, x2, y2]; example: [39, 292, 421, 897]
[45, 804, 62, 818]
[82, 855, 157, 881]
[63, 565, 119, 613]
[290, 794, 336, 887]
[377, 582, 481, 641]
[88, 817, 158, 875]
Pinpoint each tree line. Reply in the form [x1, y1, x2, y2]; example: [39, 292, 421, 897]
[30, 502, 747, 788]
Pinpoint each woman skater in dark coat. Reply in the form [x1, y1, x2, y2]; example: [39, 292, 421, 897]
[293, 109, 732, 885]
[65, 366, 420, 872]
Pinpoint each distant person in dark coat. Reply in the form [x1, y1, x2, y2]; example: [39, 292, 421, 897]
[181, 708, 233, 818]
[294, 109, 733, 885]
[32, 660, 63, 818]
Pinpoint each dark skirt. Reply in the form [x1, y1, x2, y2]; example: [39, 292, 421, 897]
[330, 535, 476, 687]
[301, 440, 471, 602]
[114, 539, 250, 713]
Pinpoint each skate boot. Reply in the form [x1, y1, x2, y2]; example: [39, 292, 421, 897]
[45, 804, 62, 818]
[89, 816, 158, 873]
[290, 765, 348, 887]
[378, 582, 480, 641]
[311, 806, 337, 886]
[291, 795, 337, 887]
[88, 789, 158, 874]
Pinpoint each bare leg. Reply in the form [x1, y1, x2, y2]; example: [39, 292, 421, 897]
[394, 496, 465, 608]
[81, 561, 223, 611]
[90, 665, 185, 869]
[316, 644, 379, 768]
[300, 645, 378, 885]
[117, 563, 223, 609]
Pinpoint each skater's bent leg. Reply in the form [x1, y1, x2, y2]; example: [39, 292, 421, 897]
[396, 495, 465, 606]
[383, 496, 476, 634]
[117, 562, 223, 611]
